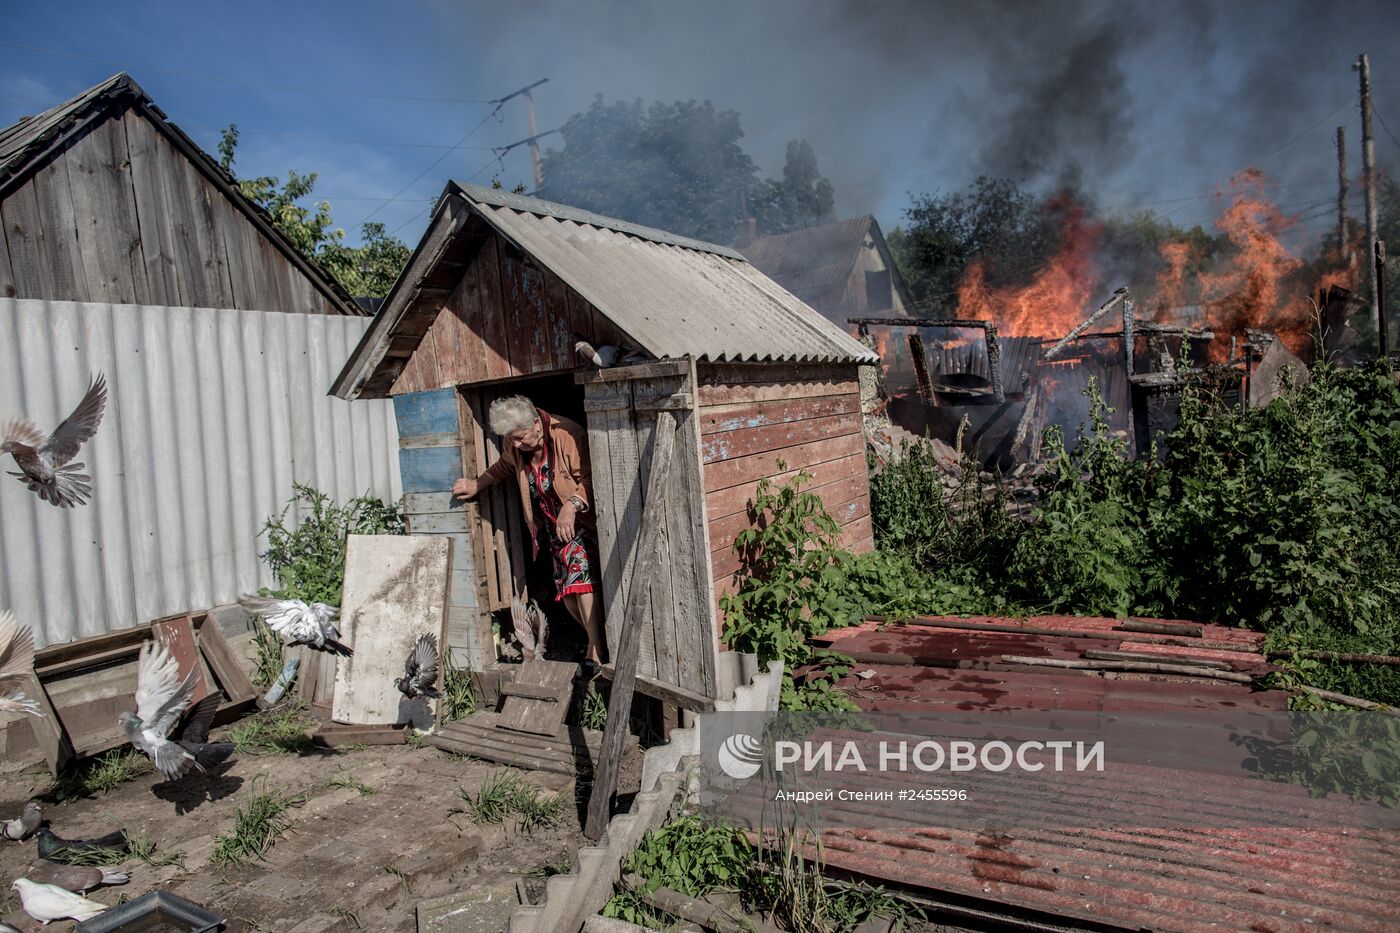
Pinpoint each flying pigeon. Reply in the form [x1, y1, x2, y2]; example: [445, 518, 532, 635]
[2, 374, 107, 508]
[34, 828, 129, 865]
[240, 597, 352, 656]
[118, 639, 204, 781]
[395, 634, 440, 700]
[10, 878, 108, 924]
[509, 594, 548, 662]
[0, 611, 41, 718]
[573, 337, 646, 369]
[2, 802, 40, 842]
[26, 861, 127, 894]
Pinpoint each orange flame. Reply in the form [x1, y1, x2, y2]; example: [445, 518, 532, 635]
[956, 195, 1102, 337]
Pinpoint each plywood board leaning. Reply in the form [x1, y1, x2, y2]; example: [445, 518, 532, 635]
[332, 534, 452, 728]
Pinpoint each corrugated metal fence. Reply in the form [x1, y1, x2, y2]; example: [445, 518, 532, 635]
[0, 299, 401, 647]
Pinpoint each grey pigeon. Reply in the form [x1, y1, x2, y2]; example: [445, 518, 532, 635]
[2, 802, 40, 841]
[2, 374, 106, 508]
[34, 827, 129, 864]
[509, 594, 548, 662]
[0, 611, 41, 718]
[11, 878, 107, 924]
[240, 596, 352, 656]
[573, 337, 646, 369]
[395, 634, 440, 700]
[26, 860, 127, 893]
[118, 639, 202, 781]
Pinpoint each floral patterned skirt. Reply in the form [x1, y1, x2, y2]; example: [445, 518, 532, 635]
[541, 518, 598, 600]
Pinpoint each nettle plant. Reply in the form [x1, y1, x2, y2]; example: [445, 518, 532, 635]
[259, 483, 405, 605]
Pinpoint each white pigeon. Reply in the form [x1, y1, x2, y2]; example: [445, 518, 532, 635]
[117, 639, 200, 781]
[0, 610, 41, 718]
[2, 802, 40, 841]
[11, 878, 108, 924]
[1, 374, 107, 508]
[240, 597, 352, 656]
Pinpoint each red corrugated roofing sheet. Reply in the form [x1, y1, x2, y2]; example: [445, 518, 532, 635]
[801, 615, 1400, 932]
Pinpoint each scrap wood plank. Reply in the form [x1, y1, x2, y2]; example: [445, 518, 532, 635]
[496, 659, 576, 735]
[586, 410, 678, 840]
[429, 713, 607, 775]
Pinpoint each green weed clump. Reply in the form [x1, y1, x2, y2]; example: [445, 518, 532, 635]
[209, 782, 306, 868]
[450, 771, 566, 834]
[49, 748, 151, 802]
[440, 652, 478, 723]
[259, 483, 404, 604]
[230, 704, 316, 756]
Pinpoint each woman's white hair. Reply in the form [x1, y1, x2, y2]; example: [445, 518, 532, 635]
[488, 395, 539, 436]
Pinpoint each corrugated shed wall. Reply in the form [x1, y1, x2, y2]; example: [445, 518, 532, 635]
[0, 299, 401, 648]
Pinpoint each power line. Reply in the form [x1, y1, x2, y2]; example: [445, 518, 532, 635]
[0, 39, 499, 103]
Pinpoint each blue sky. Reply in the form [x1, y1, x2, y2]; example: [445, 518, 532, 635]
[3, 0, 1399, 253]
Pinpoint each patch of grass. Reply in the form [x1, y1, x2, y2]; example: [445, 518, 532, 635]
[53, 844, 129, 868]
[209, 781, 306, 868]
[124, 830, 187, 871]
[230, 704, 316, 756]
[329, 905, 360, 928]
[580, 688, 607, 730]
[49, 748, 151, 801]
[450, 770, 566, 834]
[384, 863, 411, 895]
[326, 771, 375, 796]
[441, 652, 477, 723]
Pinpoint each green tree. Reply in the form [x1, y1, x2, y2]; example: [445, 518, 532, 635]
[218, 125, 410, 299]
[537, 96, 836, 244]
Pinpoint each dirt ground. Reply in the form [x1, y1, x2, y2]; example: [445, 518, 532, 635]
[0, 719, 644, 933]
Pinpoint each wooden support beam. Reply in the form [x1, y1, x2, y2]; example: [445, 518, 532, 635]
[595, 664, 717, 713]
[585, 410, 678, 840]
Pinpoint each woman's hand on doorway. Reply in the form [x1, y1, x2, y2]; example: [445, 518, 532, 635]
[451, 476, 479, 501]
[556, 500, 577, 541]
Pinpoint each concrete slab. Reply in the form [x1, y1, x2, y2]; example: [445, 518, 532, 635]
[334, 534, 452, 727]
[417, 881, 520, 933]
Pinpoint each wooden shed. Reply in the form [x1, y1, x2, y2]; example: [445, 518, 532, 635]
[0, 73, 359, 314]
[331, 183, 877, 703]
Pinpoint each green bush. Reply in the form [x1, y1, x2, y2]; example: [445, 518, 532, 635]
[259, 483, 404, 604]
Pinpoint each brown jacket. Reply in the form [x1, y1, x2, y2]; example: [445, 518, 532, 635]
[479, 410, 595, 546]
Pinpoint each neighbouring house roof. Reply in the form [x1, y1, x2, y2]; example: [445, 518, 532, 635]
[794, 615, 1399, 932]
[332, 182, 877, 399]
[0, 72, 362, 315]
[739, 215, 914, 316]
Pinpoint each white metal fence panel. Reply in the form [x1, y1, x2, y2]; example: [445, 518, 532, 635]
[0, 299, 401, 647]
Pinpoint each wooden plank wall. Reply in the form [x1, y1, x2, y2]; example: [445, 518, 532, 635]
[697, 362, 874, 612]
[393, 388, 493, 670]
[582, 362, 718, 697]
[390, 229, 629, 396]
[0, 108, 342, 313]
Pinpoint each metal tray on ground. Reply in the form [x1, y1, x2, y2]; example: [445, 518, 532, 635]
[75, 890, 224, 932]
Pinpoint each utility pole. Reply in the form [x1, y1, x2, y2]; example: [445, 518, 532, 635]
[523, 88, 543, 190]
[1336, 125, 1351, 270]
[1357, 53, 1381, 346]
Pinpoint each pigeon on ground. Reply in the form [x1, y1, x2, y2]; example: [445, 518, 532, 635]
[34, 827, 129, 865]
[0, 611, 41, 718]
[11, 878, 108, 924]
[2, 802, 40, 841]
[395, 634, 440, 700]
[239, 597, 352, 656]
[573, 337, 646, 369]
[509, 594, 548, 662]
[118, 639, 203, 781]
[2, 374, 107, 508]
[26, 860, 127, 894]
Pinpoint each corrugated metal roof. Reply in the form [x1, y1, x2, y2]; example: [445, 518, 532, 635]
[798, 616, 1400, 931]
[460, 184, 877, 365]
[0, 298, 400, 648]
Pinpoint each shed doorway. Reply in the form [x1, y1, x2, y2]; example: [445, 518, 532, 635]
[460, 373, 591, 665]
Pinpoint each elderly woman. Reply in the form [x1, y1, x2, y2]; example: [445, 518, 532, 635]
[451, 396, 606, 665]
